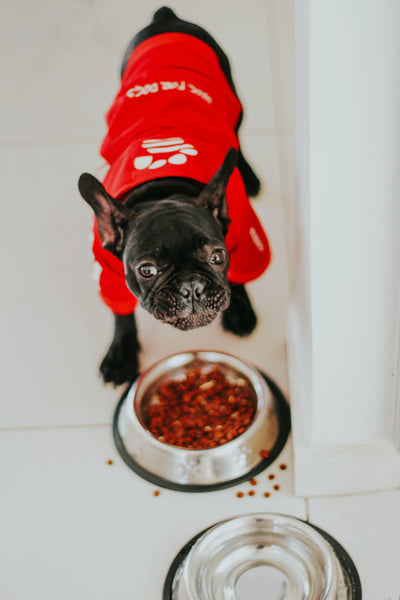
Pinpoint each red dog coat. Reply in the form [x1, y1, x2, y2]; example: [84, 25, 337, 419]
[93, 33, 271, 315]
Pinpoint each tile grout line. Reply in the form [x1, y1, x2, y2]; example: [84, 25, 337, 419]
[0, 135, 103, 149]
[306, 485, 400, 501]
[305, 496, 310, 521]
[264, 0, 295, 291]
[0, 423, 111, 432]
[0, 129, 295, 149]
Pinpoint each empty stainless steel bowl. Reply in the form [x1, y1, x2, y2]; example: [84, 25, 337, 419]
[113, 350, 290, 491]
[164, 513, 361, 600]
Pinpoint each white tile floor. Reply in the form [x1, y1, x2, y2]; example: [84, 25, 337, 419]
[1, 1, 399, 598]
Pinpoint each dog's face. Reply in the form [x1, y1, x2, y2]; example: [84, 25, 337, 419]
[122, 199, 230, 329]
[78, 149, 237, 330]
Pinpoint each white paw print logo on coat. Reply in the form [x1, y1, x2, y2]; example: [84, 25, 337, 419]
[133, 137, 198, 170]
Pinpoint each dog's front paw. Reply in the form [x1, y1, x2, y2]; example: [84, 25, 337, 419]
[99, 338, 139, 386]
[222, 283, 258, 337]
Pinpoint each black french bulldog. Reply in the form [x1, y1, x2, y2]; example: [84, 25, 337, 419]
[78, 7, 270, 386]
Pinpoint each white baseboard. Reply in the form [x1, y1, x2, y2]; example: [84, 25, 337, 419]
[287, 305, 400, 496]
[292, 434, 400, 497]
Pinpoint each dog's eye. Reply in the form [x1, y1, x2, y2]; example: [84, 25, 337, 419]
[210, 249, 225, 265]
[139, 263, 158, 278]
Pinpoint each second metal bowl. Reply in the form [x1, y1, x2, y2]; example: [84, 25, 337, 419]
[164, 513, 362, 600]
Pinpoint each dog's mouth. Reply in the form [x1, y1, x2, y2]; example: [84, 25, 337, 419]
[166, 311, 218, 330]
[152, 286, 230, 331]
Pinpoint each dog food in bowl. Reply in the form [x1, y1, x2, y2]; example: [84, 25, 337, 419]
[114, 350, 288, 488]
[143, 366, 256, 449]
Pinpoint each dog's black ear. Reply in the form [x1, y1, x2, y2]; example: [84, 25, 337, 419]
[78, 173, 134, 258]
[195, 147, 237, 234]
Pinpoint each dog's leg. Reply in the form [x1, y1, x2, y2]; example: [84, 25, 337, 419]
[100, 313, 140, 386]
[237, 149, 261, 197]
[222, 282, 258, 337]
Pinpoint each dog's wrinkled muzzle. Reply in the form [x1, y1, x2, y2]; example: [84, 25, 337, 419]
[152, 282, 230, 330]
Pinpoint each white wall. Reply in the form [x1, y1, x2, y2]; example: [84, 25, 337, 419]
[290, 0, 400, 495]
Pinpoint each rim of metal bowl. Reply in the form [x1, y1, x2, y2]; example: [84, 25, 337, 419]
[162, 513, 362, 600]
[130, 350, 267, 454]
[112, 352, 291, 492]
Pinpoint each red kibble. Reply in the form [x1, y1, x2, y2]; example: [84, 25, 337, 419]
[248, 490, 255, 496]
[107, 459, 113, 465]
[279, 463, 287, 470]
[145, 366, 256, 449]
[249, 478, 257, 486]
[260, 449, 270, 459]
[268, 474, 275, 480]
[273, 484, 280, 491]
[153, 490, 160, 497]
[263, 492, 271, 498]
[237, 492, 244, 498]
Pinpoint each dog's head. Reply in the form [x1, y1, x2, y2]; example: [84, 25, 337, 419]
[78, 149, 237, 330]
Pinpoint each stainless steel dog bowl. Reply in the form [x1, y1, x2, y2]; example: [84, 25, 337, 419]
[163, 513, 362, 600]
[113, 351, 290, 491]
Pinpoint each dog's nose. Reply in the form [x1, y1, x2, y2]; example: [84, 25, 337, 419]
[193, 281, 205, 299]
[181, 281, 205, 299]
